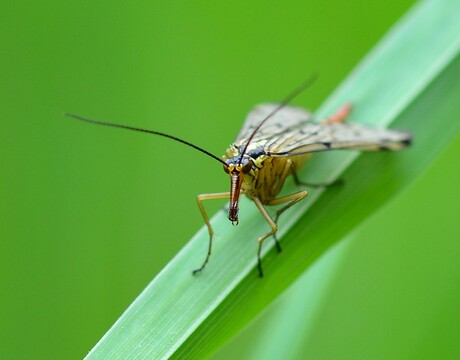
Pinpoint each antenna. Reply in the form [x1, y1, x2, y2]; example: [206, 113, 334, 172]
[238, 75, 318, 164]
[65, 113, 228, 166]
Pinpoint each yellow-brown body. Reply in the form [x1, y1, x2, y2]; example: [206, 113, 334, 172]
[225, 144, 311, 204]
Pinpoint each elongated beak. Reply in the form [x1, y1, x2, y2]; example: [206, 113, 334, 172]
[228, 172, 244, 225]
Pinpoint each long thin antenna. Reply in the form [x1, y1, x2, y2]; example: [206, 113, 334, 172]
[238, 75, 318, 164]
[66, 113, 228, 166]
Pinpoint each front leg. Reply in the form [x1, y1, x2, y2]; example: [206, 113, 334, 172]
[194, 192, 230, 275]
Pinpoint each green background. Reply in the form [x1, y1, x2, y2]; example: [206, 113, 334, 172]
[3, 0, 459, 359]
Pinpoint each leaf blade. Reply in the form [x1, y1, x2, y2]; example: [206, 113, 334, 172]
[85, 1, 460, 358]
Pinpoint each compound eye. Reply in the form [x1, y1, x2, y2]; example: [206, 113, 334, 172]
[241, 158, 253, 173]
[224, 163, 235, 174]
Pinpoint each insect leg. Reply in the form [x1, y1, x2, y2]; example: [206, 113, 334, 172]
[269, 158, 296, 252]
[270, 159, 310, 251]
[194, 192, 230, 275]
[251, 196, 278, 277]
[273, 158, 316, 208]
[252, 189, 308, 277]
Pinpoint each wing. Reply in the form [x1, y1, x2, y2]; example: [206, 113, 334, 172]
[234, 103, 313, 144]
[266, 122, 412, 156]
[235, 103, 411, 156]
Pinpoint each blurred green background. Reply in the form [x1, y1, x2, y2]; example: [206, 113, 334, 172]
[3, 0, 460, 359]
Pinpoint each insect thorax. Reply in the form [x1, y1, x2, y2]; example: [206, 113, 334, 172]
[225, 143, 266, 168]
[224, 143, 305, 203]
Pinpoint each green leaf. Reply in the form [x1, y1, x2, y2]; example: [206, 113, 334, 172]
[85, 0, 460, 358]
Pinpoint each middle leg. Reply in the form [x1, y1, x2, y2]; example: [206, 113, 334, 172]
[252, 189, 308, 277]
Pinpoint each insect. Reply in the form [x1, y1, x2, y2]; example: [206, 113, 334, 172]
[67, 79, 411, 277]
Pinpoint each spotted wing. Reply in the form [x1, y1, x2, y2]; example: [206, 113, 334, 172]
[235, 103, 411, 155]
[234, 103, 313, 145]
